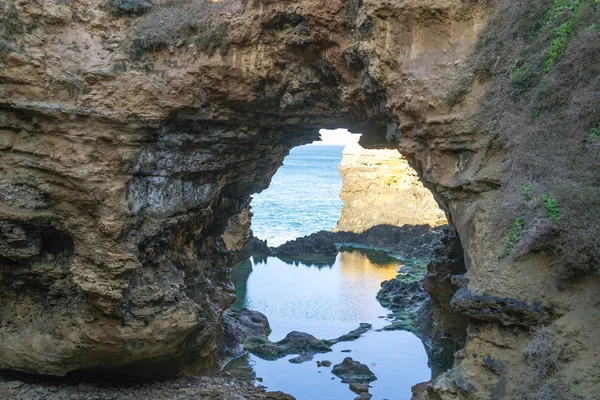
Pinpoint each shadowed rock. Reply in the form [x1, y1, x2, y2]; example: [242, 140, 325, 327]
[271, 231, 338, 257]
[332, 357, 377, 384]
[327, 323, 372, 344]
[245, 331, 332, 363]
[221, 308, 271, 360]
[244, 323, 375, 364]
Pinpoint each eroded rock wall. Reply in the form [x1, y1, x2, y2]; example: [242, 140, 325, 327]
[336, 138, 446, 232]
[1, 0, 599, 398]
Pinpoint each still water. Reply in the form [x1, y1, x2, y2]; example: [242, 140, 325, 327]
[229, 249, 431, 400]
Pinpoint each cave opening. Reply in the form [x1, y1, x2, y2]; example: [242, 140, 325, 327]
[223, 128, 455, 399]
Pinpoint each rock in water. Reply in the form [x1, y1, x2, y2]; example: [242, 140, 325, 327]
[245, 331, 332, 362]
[271, 231, 338, 257]
[221, 309, 271, 359]
[349, 383, 369, 394]
[332, 357, 377, 383]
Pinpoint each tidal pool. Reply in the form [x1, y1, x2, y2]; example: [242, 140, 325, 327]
[228, 249, 432, 400]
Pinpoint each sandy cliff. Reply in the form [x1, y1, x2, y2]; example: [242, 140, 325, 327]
[336, 139, 446, 232]
[0, 0, 598, 398]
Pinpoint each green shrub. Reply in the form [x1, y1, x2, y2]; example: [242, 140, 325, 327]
[541, 194, 560, 222]
[510, 57, 529, 78]
[523, 183, 534, 203]
[542, 18, 576, 74]
[499, 218, 525, 259]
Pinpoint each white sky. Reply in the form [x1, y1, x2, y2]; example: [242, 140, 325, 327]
[311, 128, 362, 145]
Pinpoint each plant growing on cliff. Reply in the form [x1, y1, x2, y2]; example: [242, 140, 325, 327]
[461, 0, 600, 272]
[541, 194, 560, 222]
[499, 218, 525, 259]
[516, 326, 571, 399]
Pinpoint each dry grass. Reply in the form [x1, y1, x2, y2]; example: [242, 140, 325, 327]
[516, 326, 570, 400]
[522, 326, 560, 379]
[64, 74, 86, 99]
[129, 0, 243, 56]
[454, 0, 600, 273]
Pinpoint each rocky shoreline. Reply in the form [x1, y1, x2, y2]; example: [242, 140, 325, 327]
[0, 223, 453, 400]
[247, 224, 461, 375]
[251, 224, 446, 262]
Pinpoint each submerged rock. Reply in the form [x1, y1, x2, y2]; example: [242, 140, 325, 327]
[332, 357, 377, 384]
[328, 323, 372, 344]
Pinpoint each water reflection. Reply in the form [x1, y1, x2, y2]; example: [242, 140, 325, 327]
[229, 249, 432, 399]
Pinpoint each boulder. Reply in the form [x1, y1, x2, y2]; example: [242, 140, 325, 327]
[332, 357, 377, 384]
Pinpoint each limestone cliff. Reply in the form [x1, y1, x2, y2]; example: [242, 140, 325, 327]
[0, 0, 599, 398]
[336, 139, 446, 232]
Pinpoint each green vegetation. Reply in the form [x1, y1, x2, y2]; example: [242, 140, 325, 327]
[462, 0, 600, 272]
[542, 18, 577, 74]
[523, 183, 534, 203]
[500, 218, 525, 259]
[531, 0, 597, 117]
[510, 57, 529, 78]
[541, 194, 560, 222]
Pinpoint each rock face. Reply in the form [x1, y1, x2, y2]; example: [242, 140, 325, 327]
[1, 0, 599, 398]
[336, 140, 446, 233]
[220, 308, 272, 361]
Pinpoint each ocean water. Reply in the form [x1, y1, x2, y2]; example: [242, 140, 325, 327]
[251, 144, 345, 247]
